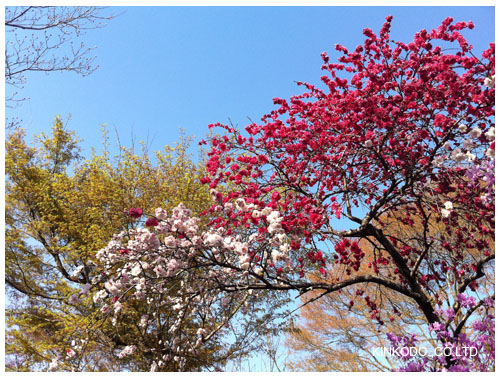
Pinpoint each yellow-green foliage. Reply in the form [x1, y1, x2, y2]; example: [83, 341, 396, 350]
[5, 117, 212, 371]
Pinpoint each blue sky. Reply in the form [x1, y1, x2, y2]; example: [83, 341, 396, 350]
[6, 6, 495, 159]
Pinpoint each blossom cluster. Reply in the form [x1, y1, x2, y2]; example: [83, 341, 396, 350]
[87, 202, 292, 371]
[388, 296, 495, 372]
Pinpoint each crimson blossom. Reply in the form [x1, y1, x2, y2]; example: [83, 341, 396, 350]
[200, 16, 494, 370]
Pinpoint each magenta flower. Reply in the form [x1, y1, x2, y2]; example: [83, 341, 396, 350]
[145, 217, 159, 227]
[128, 208, 143, 218]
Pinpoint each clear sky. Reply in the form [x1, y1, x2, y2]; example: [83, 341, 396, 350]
[6, 6, 495, 159]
